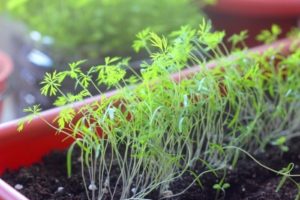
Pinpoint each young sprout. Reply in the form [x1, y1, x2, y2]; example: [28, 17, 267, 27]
[271, 136, 289, 152]
[213, 180, 230, 200]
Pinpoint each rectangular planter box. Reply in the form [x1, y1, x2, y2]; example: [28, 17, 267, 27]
[0, 38, 294, 200]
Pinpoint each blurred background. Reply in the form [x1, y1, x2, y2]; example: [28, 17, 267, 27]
[0, 0, 299, 123]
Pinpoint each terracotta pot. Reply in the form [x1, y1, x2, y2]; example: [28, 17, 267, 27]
[0, 51, 13, 121]
[0, 38, 294, 200]
[205, 0, 300, 46]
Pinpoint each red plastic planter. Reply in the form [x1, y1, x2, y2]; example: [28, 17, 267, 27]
[0, 51, 13, 120]
[0, 38, 295, 200]
[205, 0, 300, 46]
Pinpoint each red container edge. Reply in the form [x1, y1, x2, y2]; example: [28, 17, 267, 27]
[207, 0, 300, 17]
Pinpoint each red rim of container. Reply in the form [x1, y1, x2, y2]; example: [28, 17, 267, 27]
[208, 0, 300, 17]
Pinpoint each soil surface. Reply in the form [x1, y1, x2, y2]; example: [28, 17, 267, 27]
[2, 139, 300, 200]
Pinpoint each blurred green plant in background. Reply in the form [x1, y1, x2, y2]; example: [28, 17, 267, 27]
[0, 0, 205, 63]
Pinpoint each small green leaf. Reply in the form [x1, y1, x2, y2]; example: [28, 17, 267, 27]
[271, 136, 289, 152]
[23, 104, 41, 116]
[40, 71, 63, 96]
[213, 184, 221, 190]
[133, 28, 151, 52]
[272, 136, 287, 146]
[271, 24, 281, 35]
[256, 24, 281, 44]
[228, 30, 248, 49]
[54, 96, 68, 107]
[96, 59, 126, 87]
[202, 31, 225, 50]
[150, 32, 168, 52]
[17, 120, 25, 132]
[54, 107, 76, 129]
[223, 183, 230, 189]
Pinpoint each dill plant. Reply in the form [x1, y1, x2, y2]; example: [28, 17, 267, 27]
[19, 21, 300, 199]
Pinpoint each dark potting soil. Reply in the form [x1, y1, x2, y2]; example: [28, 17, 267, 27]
[2, 139, 300, 200]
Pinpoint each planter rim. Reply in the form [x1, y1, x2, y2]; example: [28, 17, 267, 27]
[0, 179, 28, 200]
[208, 0, 300, 17]
[0, 51, 13, 86]
[0, 37, 296, 200]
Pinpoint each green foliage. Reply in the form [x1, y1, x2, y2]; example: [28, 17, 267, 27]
[17, 104, 41, 132]
[228, 30, 248, 50]
[19, 20, 300, 200]
[95, 57, 127, 87]
[54, 107, 76, 129]
[276, 163, 295, 192]
[132, 28, 151, 53]
[40, 71, 64, 96]
[213, 181, 230, 192]
[1, 0, 204, 61]
[256, 24, 282, 44]
[271, 136, 289, 152]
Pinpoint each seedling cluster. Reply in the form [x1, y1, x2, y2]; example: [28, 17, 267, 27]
[19, 20, 300, 199]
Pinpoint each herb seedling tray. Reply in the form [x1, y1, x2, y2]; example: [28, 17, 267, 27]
[0, 38, 294, 200]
